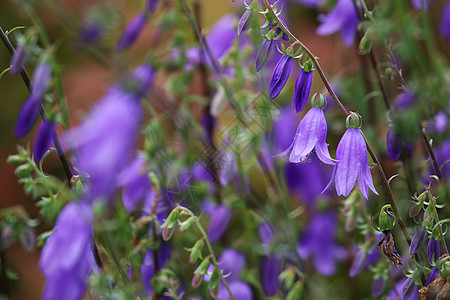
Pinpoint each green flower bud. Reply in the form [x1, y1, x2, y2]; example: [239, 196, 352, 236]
[209, 284, 220, 299]
[14, 164, 33, 178]
[189, 239, 204, 264]
[192, 274, 203, 288]
[346, 112, 362, 129]
[378, 205, 395, 231]
[162, 226, 175, 241]
[311, 93, 326, 109]
[287, 281, 303, 300]
[194, 257, 211, 275]
[208, 267, 220, 290]
[358, 29, 372, 55]
[7, 154, 26, 164]
[161, 208, 179, 229]
[179, 216, 196, 232]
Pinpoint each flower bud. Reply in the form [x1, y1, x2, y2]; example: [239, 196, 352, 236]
[269, 55, 292, 100]
[386, 129, 402, 160]
[209, 284, 220, 299]
[189, 239, 204, 263]
[402, 277, 417, 300]
[208, 267, 220, 290]
[194, 257, 210, 275]
[33, 120, 55, 162]
[146, 0, 159, 13]
[237, 10, 252, 36]
[349, 248, 367, 277]
[10, 44, 29, 75]
[179, 216, 196, 232]
[14, 163, 33, 178]
[345, 112, 362, 129]
[286, 281, 303, 300]
[7, 154, 27, 164]
[425, 267, 439, 287]
[161, 208, 179, 229]
[255, 39, 274, 72]
[162, 226, 175, 241]
[192, 274, 203, 288]
[371, 277, 385, 298]
[409, 203, 421, 218]
[427, 238, 440, 264]
[20, 228, 35, 253]
[2, 225, 14, 248]
[378, 205, 395, 231]
[116, 13, 148, 51]
[409, 226, 427, 255]
[292, 69, 313, 113]
[358, 29, 372, 55]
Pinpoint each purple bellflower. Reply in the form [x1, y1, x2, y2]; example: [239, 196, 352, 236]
[116, 13, 148, 51]
[386, 128, 412, 160]
[371, 277, 386, 298]
[387, 278, 419, 300]
[258, 222, 275, 246]
[292, 68, 313, 113]
[238, 10, 252, 36]
[297, 212, 346, 276]
[260, 255, 281, 297]
[425, 267, 439, 287]
[255, 39, 275, 72]
[269, 54, 292, 99]
[63, 64, 154, 201]
[316, 0, 359, 47]
[10, 44, 29, 75]
[273, 106, 298, 152]
[205, 15, 237, 64]
[33, 120, 56, 162]
[39, 202, 95, 300]
[409, 226, 427, 255]
[276, 94, 334, 165]
[207, 204, 232, 242]
[440, 2, 450, 42]
[15, 62, 52, 138]
[402, 277, 418, 300]
[146, 0, 160, 13]
[428, 237, 440, 263]
[323, 112, 378, 199]
[141, 243, 170, 295]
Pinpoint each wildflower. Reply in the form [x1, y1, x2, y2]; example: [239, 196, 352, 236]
[425, 267, 439, 287]
[116, 13, 148, 51]
[386, 128, 412, 160]
[292, 67, 313, 113]
[402, 277, 418, 300]
[146, 0, 160, 13]
[33, 120, 55, 162]
[297, 212, 346, 276]
[207, 204, 232, 242]
[316, 0, 359, 47]
[15, 62, 51, 138]
[255, 39, 275, 72]
[237, 10, 252, 36]
[260, 255, 281, 296]
[440, 2, 450, 42]
[273, 106, 299, 152]
[39, 202, 95, 300]
[141, 243, 170, 295]
[10, 44, 29, 75]
[372, 277, 385, 298]
[258, 222, 275, 246]
[427, 237, 440, 263]
[277, 94, 334, 165]
[78, 22, 103, 45]
[204, 15, 237, 64]
[269, 54, 292, 99]
[349, 244, 380, 277]
[387, 278, 419, 300]
[409, 226, 427, 255]
[323, 112, 378, 199]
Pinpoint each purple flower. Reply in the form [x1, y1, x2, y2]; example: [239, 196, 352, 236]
[387, 278, 419, 300]
[292, 69, 313, 113]
[410, 226, 427, 255]
[316, 0, 359, 47]
[141, 243, 170, 295]
[10, 44, 29, 75]
[15, 63, 52, 138]
[425, 267, 439, 287]
[372, 277, 385, 298]
[269, 55, 292, 99]
[386, 129, 412, 160]
[294, 0, 324, 7]
[349, 247, 367, 277]
[402, 277, 417, 300]
[440, 2, 450, 42]
[33, 120, 56, 162]
[276, 106, 334, 165]
[260, 255, 280, 296]
[200, 108, 216, 144]
[219, 280, 253, 300]
[297, 212, 346, 276]
[434, 140, 450, 181]
[255, 39, 275, 72]
[39, 202, 94, 300]
[273, 106, 299, 152]
[205, 15, 237, 64]
[427, 237, 440, 263]
[146, 0, 160, 13]
[258, 222, 275, 246]
[238, 10, 252, 36]
[393, 90, 416, 111]
[116, 13, 148, 51]
[323, 113, 378, 199]
[78, 22, 103, 45]
[410, 0, 432, 11]
[207, 205, 232, 242]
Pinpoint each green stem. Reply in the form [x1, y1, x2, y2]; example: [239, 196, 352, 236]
[433, 206, 449, 256]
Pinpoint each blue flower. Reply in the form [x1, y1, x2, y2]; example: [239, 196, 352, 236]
[39, 202, 94, 300]
[116, 13, 148, 51]
[440, 2, 450, 42]
[33, 120, 56, 162]
[141, 243, 170, 295]
[316, 0, 359, 47]
[276, 105, 334, 165]
[292, 69, 313, 113]
[323, 113, 378, 199]
[269, 54, 292, 99]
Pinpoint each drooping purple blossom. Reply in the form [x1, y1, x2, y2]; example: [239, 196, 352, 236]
[372, 277, 385, 298]
[425, 267, 439, 287]
[33, 120, 56, 162]
[276, 106, 334, 165]
[146, 0, 160, 13]
[440, 2, 450, 42]
[258, 222, 275, 246]
[273, 106, 299, 152]
[255, 39, 275, 72]
[316, 0, 359, 47]
[323, 114, 378, 199]
[39, 202, 95, 300]
[15, 62, 52, 138]
[297, 212, 346, 276]
[10, 44, 29, 75]
[200, 108, 216, 144]
[433, 140, 450, 182]
[387, 278, 419, 300]
[393, 90, 416, 111]
[260, 255, 281, 297]
[427, 237, 440, 263]
[116, 13, 148, 51]
[402, 277, 418, 300]
[410, 0, 433, 11]
[238, 10, 252, 36]
[292, 69, 313, 113]
[349, 245, 380, 277]
[141, 243, 171, 295]
[204, 15, 237, 64]
[386, 129, 412, 160]
[269, 55, 292, 100]
[207, 204, 232, 242]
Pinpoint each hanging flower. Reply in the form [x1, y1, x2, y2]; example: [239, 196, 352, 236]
[427, 237, 440, 263]
[269, 54, 292, 100]
[237, 10, 252, 36]
[323, 112, 378, 199]
[116, 13, 148, 51]
[207, 204, 232, 242]
[276, 94, 334, 165]
[10, 44, 29, 75]
[33, 120, 56, 162]
[255, 39, 275, 72]
[292, 67, 313, 113]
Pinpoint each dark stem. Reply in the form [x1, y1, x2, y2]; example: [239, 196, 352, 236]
[420, 126, 444, 181]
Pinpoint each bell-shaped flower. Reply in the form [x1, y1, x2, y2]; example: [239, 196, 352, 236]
[427, 237, 440, 263]
[440, 2, 450, 42]
[207, 204, 232, 242]
[255, 39, 275, 72]
[409, 226, 427, 255]
[15, 62, 52, 138]
[33, 120, 56, 162]
[297, 212, 346, 276]
[116, 13, 148, 51]
[292, 67, 313, 113]
[323, 112, 378, 199]
[146, 0, 160, 13]
[425, 267, 439, 287]
[39, 202, 95, 300]
[316, 0, 359, 47]
[10, 44, 29, 75]
[260, 255, 281, 296]
[141, 243, 170, 295]
[269, 54, 292, 100]
[276, 94, 334, 165]
[371, 277, 385, 298]
[237, 10, 252, 36]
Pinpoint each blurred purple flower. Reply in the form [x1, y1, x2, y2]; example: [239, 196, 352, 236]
[208, 205, 232, 242]
[258, 222, 275, 246]
[219, 280, 253, 300]
[146, 0, 160, 13]
[434, 140, 450, 181]
[269, 55, 292, 99]
[276, 107, 334, 165]
[116, 13, 148, 51]
[39, 202, 94, 300]
[292, 69, 313, 113]
[260, 255, 281, 296]
[141, 243, 170, 295]
[387, 278, 419, 300]
[10, 44, 29, 75]
[201, 108, 216, 144]
[386, 129, 412, 160]
[440, 2, 450, 42]
[293, 0, 324, 7]
[78, 22, 103, 45]
[33, 120, 56, 162]
[316, 0, 359, 47]
[393, 90, 416, 111]
[15, 63, 52, 138]
[428, 237, 440, 263]
[205, 15, 237, 64]
[410, 0, 432, 11]
[323, 127, 378, 199]
[273, 106, 299, 152]
[238, 10, 252, 36]
[372, 277, 385, 298]
[349, 245, 380, 277]
[255, 39, 275, 72]
[297, 212, 346, 276]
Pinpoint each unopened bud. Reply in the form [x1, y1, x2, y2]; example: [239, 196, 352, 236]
[192, 274, 203, 288]
[209, 284, 220, 299]
[189, 239, 204, 263]
[162, 226, 175, 241]
[345, 112, 362, 129]
[286, 281, 303, 300]
[14, 164, 33, 178]
[194, 257, 210, 275]
[161, 209, 179, 229]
